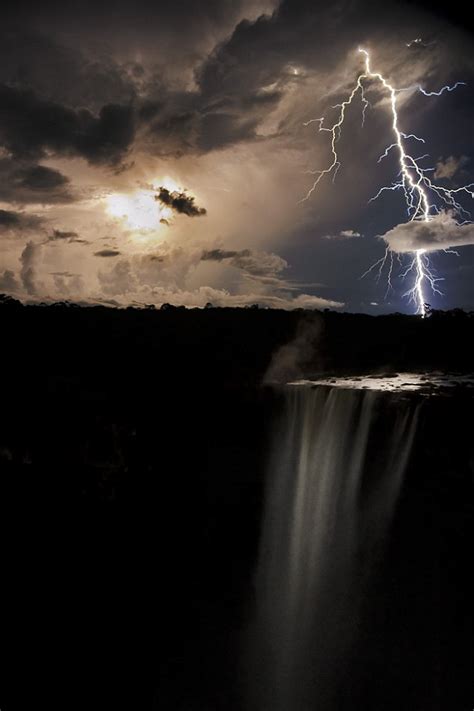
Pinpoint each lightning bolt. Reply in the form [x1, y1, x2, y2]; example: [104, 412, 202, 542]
[302, 48, 474, 316]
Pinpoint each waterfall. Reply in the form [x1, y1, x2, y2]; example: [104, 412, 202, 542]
[251, 384, 420, 711]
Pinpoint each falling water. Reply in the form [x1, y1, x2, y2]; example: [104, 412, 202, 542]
[251, 383, 420, 711]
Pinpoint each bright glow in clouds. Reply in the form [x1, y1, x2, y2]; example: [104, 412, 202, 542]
[105, 189, 168, 230]
[104, 177, 182, 232]
[303, 48, 474, 316]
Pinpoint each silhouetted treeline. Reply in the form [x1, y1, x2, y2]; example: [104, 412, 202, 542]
[1, 294, 473, 382]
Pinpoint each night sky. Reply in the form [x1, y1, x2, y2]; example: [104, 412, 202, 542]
[1, 0, 473, 313]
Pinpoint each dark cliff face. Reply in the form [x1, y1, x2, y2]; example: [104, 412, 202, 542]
[0, 375, 273, 711]
[0, 300, 473, 710]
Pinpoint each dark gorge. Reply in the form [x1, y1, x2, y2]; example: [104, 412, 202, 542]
[1, 301, 473, 710]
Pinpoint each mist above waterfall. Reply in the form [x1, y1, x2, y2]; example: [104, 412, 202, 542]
[264, 316, 323, 384]
[251, 384, 420, 711]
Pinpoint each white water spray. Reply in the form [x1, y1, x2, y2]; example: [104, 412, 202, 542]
[251, 384, 420, 711]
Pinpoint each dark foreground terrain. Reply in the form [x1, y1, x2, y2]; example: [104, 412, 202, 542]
[1, 296, 473, 378]
[0, 298, 473, 710]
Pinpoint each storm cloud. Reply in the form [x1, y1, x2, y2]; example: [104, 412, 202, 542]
[0, 0, 472, 311]
[0, 210, 22, 228]
[380, 212, 474, 253]
[0, 83, 134, 166]
[0, 159, 74, 204]
[156, 187, 207, 217]
[18, 165, 69, 191]
[0, 209, 44, 233]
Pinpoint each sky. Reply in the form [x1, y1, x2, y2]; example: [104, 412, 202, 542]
[1, 0, 473, 312]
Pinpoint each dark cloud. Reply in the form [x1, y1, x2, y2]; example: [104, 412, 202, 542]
[0, 4, 278, 158]
[94, 249, 122, 257]
[197, 112, 266, 152]
[0, 29, 138, 111]
[143, 108, 197, 157]
[0, 209, 21, 227]
[0, 208, 44, 231]
[1, 0, 473, 167]
[140, 83, 282, 156]
[0, 159, 74, 204]
[191, 0, 474, 151]
[156, 187, 207, 217]
[133, 0, 468, 158]
[18, 165, 69, 190]
[2, 0, 470, 166]
[0, 84, 134, 165]
[1, 2, 278, 79]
